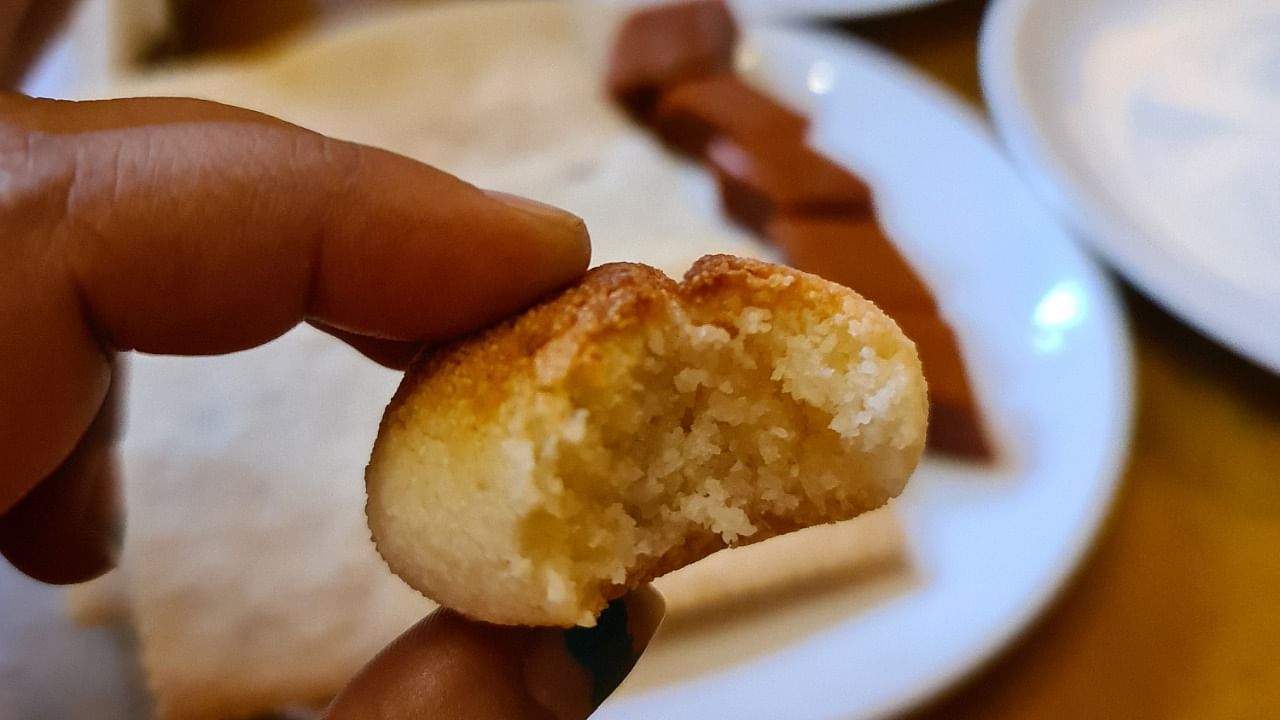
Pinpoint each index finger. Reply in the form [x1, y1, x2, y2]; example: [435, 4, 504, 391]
[0, 95, 590, 512]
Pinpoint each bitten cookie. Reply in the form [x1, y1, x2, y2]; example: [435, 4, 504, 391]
[366, 255, 927, 626]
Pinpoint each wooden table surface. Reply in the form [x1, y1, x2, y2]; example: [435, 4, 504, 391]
[166, 1, 1280, 717]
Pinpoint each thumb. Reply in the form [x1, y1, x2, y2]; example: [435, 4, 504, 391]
[325, 588, 665, 720]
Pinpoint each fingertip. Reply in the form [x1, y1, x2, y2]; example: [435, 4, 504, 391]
[326, 609, 546, 720]
[0, 423, 121, 585]
[0, 364, 123, 585]
[484, 189, 592, 279]
[461, 188, 592, 323]
[326, 589, 663, 720]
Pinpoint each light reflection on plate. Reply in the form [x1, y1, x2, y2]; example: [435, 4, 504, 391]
[1032, 281, 1089, 354]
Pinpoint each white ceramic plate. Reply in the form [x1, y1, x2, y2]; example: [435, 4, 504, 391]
[2, 5, 1131, 720]
[981, 0, 1280, 374]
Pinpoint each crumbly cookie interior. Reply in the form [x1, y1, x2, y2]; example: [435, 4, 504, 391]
[509, 288, 919, 621]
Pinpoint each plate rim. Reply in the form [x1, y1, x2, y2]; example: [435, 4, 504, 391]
[979, 0, 1280, 375]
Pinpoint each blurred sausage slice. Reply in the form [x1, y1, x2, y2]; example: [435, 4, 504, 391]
[708, 137, 873, 233]
[605, 0, 739, 122]
[654, 74, 807, 158]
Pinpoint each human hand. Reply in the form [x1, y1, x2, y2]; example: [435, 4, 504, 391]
[0, 92, 661, 717]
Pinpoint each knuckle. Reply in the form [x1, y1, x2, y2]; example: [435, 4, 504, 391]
[315, 133, 365, 177]
[308, 132, 365, 202]
[0, 124, 75, 236]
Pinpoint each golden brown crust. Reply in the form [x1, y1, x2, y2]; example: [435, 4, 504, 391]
[681, 252, 798, 303]
[388, 255, 787, 425]
[386, 262, 678, 424]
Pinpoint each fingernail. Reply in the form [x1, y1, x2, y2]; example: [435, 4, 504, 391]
[486, 190, 585, 229]
[566, 586, 666, 710]
[523, 587, 665, 719]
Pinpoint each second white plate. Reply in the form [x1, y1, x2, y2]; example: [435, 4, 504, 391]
[982, 0, 1280, 374]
